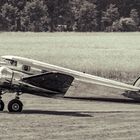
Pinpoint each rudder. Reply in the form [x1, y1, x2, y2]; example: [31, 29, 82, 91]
[133, 77, 140, 87]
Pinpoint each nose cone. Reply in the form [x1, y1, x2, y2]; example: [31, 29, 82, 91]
[0, 67, 13, 88]
[1, 55, 14, 60]
[0, 66, 13, 78]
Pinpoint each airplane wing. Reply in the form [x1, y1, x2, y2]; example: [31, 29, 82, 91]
[22, 72, 74, 94]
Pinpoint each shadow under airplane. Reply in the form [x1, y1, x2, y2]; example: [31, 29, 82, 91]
[5, 109, 140, 116]
[21, 110, 93, 117]
[64, 96, 140, 105]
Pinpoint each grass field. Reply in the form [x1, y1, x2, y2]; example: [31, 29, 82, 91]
[1, 94, 140, 140]
[0, 32, 140, 83]
[0, 32, 140, 140]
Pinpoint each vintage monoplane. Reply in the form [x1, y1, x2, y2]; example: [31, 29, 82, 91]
[0, 55, 140, 112]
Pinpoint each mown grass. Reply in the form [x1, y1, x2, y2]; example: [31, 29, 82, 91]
[0, 32, 140, 83]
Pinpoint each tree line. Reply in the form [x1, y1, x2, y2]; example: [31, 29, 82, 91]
[0, 0, 140, 32]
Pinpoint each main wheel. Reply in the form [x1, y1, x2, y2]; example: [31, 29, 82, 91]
[0, 100, 4, 111]
[8, 99, 23, 112]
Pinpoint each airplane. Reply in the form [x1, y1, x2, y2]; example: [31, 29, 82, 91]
[0, 55, 140, 112]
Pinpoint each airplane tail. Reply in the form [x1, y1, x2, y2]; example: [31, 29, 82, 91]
[122, 77, 140, 100]
[133, 77, 140, 87]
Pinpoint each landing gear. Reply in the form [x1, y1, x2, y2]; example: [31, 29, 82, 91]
[8, 99, 23, 112]
[0, 90, 23, 112]
[0, 100, 4, 111]
[8, 92, 23, 112]
[0, 90, 4, 111]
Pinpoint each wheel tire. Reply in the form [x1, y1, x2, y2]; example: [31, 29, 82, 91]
[8, 99, 23, 112]
[0, 100, 4, 111]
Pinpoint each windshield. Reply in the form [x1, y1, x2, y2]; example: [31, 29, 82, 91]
[3, 59, 17, 66]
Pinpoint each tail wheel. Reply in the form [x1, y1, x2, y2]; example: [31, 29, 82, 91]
[0, 100, 4, 111]
[8, 99, 23, 112]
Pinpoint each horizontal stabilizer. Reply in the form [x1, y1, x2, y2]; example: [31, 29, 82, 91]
[22, 72, 74, 93]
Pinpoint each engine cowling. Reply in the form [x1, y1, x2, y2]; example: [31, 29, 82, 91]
[0, 66, 13, 79]
[0, 66, 13, 89]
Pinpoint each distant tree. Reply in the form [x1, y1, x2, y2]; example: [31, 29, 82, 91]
[119, 0, 140, 17]
[0, 3, 18, 31]
[130, 9, 139, 26]
[94, 0, 106, 31]
[0, 14, 3, 30]
[0, 0, 27, 31]
[119, 17, 138, 31]
[0, 0, 140, 32]
[112, 8, 140, 32]
[43, 0, 57, 32]
[21, 0, 48, 32]
[44, 0, 73, 32]
[111, 20, 121, 31]
[101, 4, 120, 31]
[0, 0, 7, 8]
[72, 0, 98, 31]
[6, 0, 26, 10]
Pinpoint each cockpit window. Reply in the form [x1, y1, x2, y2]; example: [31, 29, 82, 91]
[22, 65, 30, 71]
[4, 59, 17, 66]
[10, 60, 17, 66]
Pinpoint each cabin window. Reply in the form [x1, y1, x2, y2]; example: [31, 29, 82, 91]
[22, 65, 30, 71]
